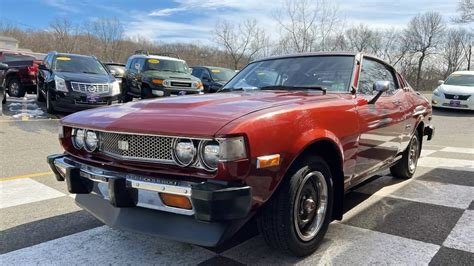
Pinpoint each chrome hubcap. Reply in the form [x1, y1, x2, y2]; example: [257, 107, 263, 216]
[10, 82, 19, 95]
[408, 136, 419, 173]
[293, 171, 328, 242]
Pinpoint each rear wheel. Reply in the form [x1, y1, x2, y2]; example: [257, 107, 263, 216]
[390, 133, 420, 179]
[7, 78, 26, 98]
[46, 90, 55, 114]
[121, 83, 133, 103]
[257, 156, 333, 257]
[140, 85, 152, 99]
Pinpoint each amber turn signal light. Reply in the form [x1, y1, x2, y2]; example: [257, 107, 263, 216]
[256, 154, 280, 169]
[152, 79, 164, 85]
[159, 193, 192, 210]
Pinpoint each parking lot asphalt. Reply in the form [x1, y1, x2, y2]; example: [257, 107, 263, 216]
[0, 94, 473, 264]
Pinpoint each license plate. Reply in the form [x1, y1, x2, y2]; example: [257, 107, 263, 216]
[449, 100, 461, 106]
[86, 95, 100, 103]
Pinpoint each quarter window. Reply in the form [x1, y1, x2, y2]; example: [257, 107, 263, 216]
[358, 58, 398, 95]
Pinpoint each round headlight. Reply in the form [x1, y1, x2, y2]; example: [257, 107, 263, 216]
[72, 128, 85, 149]
[173, 139, 196, 166]
[84, 130, 99, 152]
[200, 140, 220, 171]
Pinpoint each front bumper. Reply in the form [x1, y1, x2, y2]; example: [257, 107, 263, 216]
[150, 86, 203, 97]
[47, 154, 252, 246]
[431, 95, 474, 110]
[52, 91, 119, 111]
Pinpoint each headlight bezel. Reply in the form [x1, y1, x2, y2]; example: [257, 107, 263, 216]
[84, 130, 100, 152]
[172, 138, 198, 167]
[199, 140, 220, 171]
[433, 88, 443, 97]
[72, 128, 85, 149]
[54, 76, 68, 92]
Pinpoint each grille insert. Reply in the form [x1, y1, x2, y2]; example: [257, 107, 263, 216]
[71, 82, 110, 94]
[100, 132, 174, 162]
[444, 94, 470, 100]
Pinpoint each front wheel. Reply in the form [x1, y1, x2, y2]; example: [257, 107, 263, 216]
[390, 133, 420, 179]
[257, 156, 334, 257]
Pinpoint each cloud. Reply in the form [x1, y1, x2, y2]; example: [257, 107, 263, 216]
[43, 0, 80, 13]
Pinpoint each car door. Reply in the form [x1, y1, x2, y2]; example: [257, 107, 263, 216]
[200, 69, 212, 90]
[38, 54, 53, 96]
[353, 57, 404, 180]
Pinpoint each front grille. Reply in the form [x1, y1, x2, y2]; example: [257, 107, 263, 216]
[444, 93, 470, 100]
[100, 132, 174, 162]
[170, 81, 192, 88]
[71, 82, 110, 94]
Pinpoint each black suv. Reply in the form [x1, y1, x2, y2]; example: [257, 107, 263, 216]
[37, 52, 120, 114]
[121, 51, 203, 102]
[191, 66, 235, 93]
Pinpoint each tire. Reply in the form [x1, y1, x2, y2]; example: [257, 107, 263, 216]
[46, 90, 55, 114]
[2, 93, 5, 104]
[257, 156, 334, 257]
[140, 86, 152, 99]
[7, 78, 26, 98]
[36, 84, 45, 102]
[121, 84, 133, 103]
[390, 133, 421, 179]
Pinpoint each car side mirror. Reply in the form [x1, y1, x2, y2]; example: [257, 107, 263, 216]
[0, 62, 8, 71]
[38, 64, 49, 71]
[368, 81, 390, 104]
[438, 80, 444, 85]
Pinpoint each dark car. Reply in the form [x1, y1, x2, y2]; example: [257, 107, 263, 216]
[121, 51, 203, 102]
[37, 52, 121, 114]
[0, 50, 45, 97]
[191, 66, 235, 92]
[0, 62, 9, 104]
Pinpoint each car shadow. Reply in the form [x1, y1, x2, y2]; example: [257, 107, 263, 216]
[432, 107, 473, 117]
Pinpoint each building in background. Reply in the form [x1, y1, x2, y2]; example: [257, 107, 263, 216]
[0, 36, 19, 50]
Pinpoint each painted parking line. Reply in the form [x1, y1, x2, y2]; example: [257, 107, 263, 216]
[0, 178, 65, 209]
[443, 210, 474, 253]
[440, 147, 474, 155]
[0, 172, 53, 182]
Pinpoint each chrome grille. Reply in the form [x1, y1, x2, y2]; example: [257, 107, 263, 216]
[444, 94, 470, 100]
[171, 81, 192, 87]
[71, 82, 110, 94]
[100, 132, 174, 162]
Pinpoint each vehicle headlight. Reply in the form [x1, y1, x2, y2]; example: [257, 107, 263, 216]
[72, 128, 85, 149]
[173, 139, 197, 166]
[199, 140, 220, 170]
[163, 80, 171, 87]
[192, 81, 203, 89]
[84, 130, 99, 152]
[54, 76, 68, 92]
[110, 81, 121, 95]
[433, 88, 443, 97]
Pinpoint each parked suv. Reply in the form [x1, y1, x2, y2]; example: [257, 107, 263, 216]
[191, 66, 235, 92]
[121, 51, 203, 102]
[0, 50, 45, 97]
[37, 52, 120, 114]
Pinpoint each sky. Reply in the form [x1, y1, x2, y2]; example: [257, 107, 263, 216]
[0, 0, 461, 45]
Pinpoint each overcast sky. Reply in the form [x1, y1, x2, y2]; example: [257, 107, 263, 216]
[0, 0, 461, 44]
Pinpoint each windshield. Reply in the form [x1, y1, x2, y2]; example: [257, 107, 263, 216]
[210, 68, 235, 82]
[144, 58, 189, 73]
[2, 54, 35, 62]
[53, 55, 108, 75]
[444, 74, 474, 87]
[222, 56, 354, 92]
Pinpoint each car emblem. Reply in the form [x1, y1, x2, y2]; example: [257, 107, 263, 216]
[88, 85, 97, 93]
[118, 140, 129, 151]
[453, 95, 459, 99]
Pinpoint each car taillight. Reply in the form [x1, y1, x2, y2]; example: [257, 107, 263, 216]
[28, 66, 38, 76]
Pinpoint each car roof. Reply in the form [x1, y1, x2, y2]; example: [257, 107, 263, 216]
[450, 71, 474, 76]
[128, 54, 184, 62]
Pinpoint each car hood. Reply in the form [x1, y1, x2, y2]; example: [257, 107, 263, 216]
[143, 70, 200, 81]
[62, 91, 338, 136]
[438, 84, 474, 94]
[57, 72, 113, 83]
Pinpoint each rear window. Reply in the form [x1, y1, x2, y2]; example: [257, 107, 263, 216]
[2, 54, 35, 62]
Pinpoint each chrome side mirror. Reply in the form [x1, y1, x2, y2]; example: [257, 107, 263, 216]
[438, 80, 444, 85]
[369, 81, 390, 104]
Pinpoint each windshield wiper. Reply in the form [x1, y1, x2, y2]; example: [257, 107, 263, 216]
[217, 87, 245, 92]
[260, 85, 327, 95]
[82, 71, 100, 74]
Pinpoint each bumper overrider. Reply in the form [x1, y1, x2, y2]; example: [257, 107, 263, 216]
[47, 154, 252, 246]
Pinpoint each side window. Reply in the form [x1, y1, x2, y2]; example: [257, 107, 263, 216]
[358, 58, 398, 95]
[201, 69, 211, 80]
[128, 59, 138, 73]
[45, 54, 53, 69]
[136, 58, 146, 71]
[192, 68, 203, 78]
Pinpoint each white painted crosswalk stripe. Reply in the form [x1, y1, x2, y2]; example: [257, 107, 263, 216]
[443, 210, 474, 253]
[0, 178, 65, 209]
[417, 157, 474, 172]
[441, 147, 474, 155]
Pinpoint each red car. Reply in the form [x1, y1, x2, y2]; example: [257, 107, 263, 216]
[48, 52, 434, 257]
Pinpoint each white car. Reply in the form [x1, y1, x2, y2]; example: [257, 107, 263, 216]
[431, 71, 474, 110]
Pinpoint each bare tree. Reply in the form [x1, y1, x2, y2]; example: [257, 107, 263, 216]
[403, 12, 445, 89]
[442, 28, 471, 75]
[49, 18, 78, 53]
[214, 19, 268, 69]
[453, 0, 474, 23]
[86, 18, 124, 62]
[344, 24, 377, 53]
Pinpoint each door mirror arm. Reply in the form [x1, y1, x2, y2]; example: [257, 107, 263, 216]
[368, 81, 390, 104]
